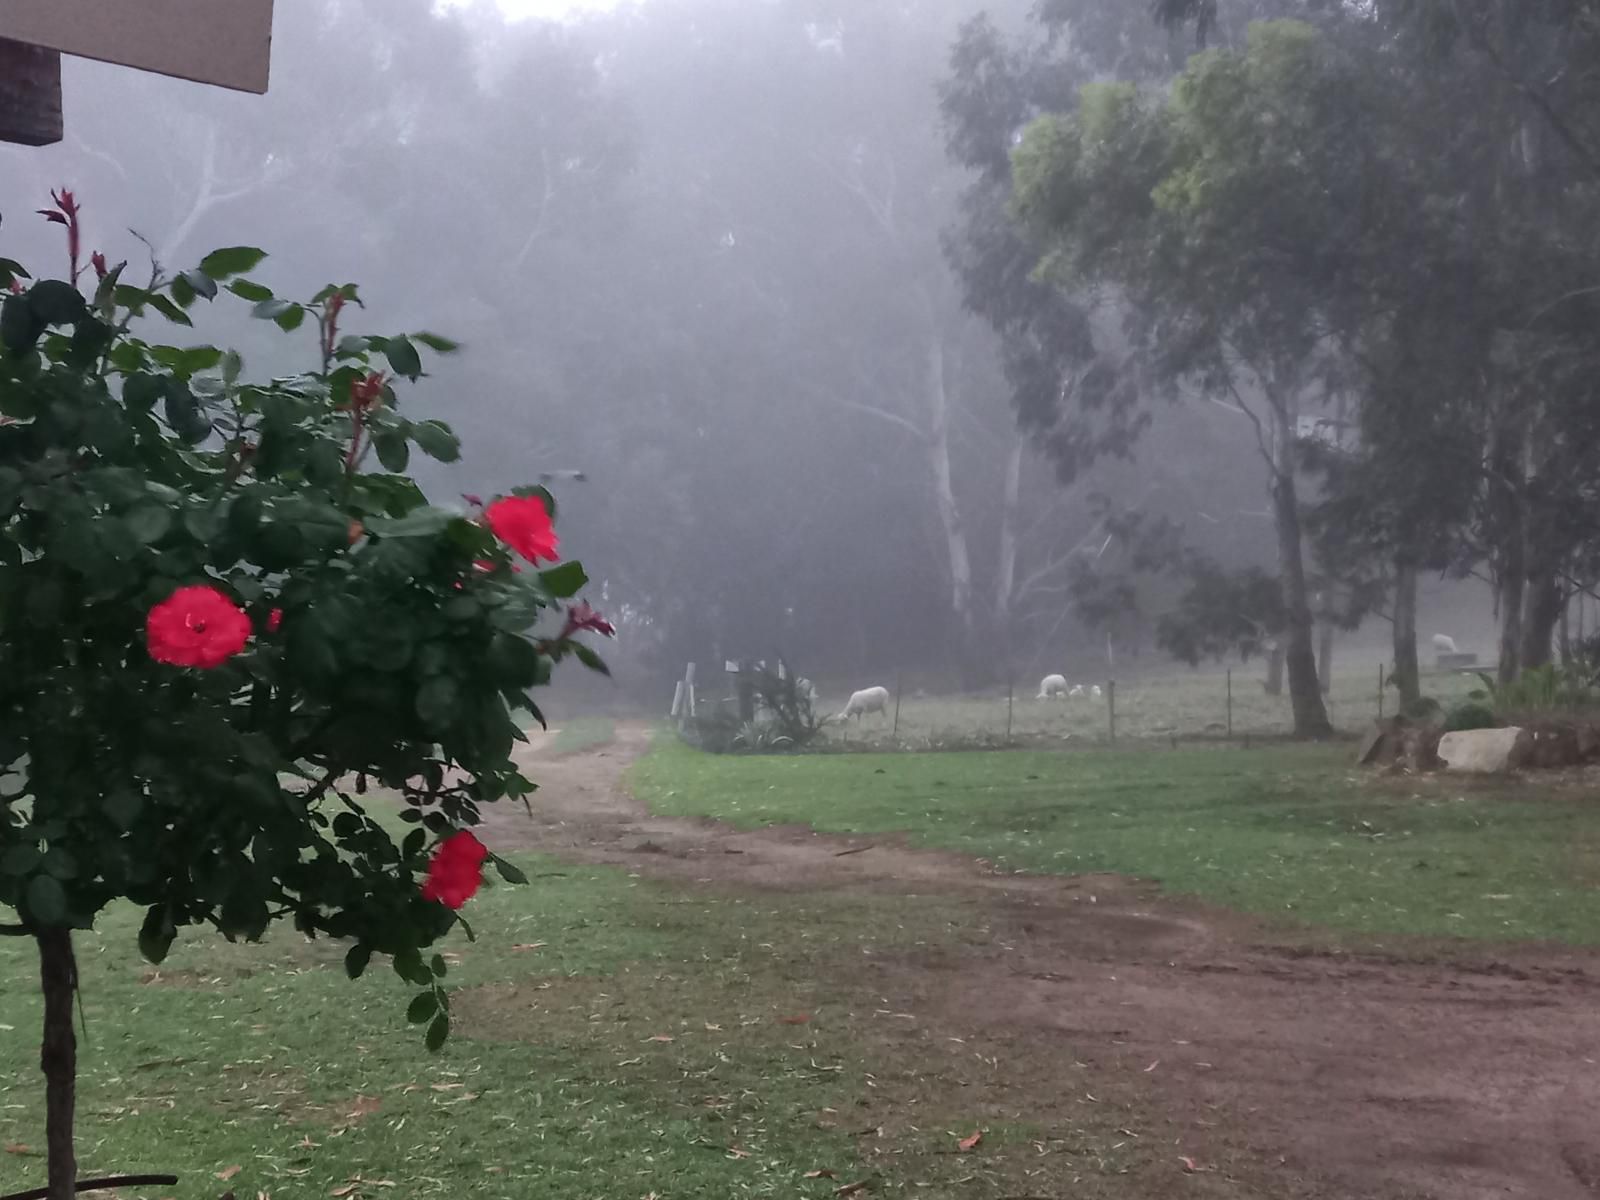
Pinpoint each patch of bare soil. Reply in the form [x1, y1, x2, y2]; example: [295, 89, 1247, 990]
[480, 723, 1600, 1200]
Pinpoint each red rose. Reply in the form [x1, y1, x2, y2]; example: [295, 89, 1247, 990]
[421, 831, 489, 910]
[147, 585, 251, 669]
[265, 608, 283, 633]
[485, 496, 559, 564]
[90, 252, 108, 281]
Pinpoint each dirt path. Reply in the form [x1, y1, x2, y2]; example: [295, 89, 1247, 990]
[482, 722, 1600, 1200]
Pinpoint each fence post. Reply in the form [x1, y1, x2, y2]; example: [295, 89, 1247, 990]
[892, 671, 903, 740]
[1226, 668, 1233, 738]
[685, 662, 697, 719]
[1377, 662, 1385, 720]
[670, 680, 684, 721]
[1107, 679, 1116, 747]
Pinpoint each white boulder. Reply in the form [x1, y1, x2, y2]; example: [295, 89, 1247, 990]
[1437, 727, 1530, 774]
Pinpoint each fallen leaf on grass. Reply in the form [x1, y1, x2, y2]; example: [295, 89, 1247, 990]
[779, 1013, 812, 1025]
[956, 1130, 983, 1152]
[804, 1169, 837, 1179]
[726, 1146, 751, 1159]
[647, 1034, 676, 1043]
[834, 1181, 871, 1197]
[1179, 1155, 1206, 1173]
[331, 1186, 358, 1197]
[217, 1166, 242, 1181]
[1143, 1060, 1160, 1072]
[511, 942, 547, 951]
[4, 1144, 32, 1155]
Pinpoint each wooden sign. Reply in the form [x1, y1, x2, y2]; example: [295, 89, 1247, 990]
[0, 0, 274, 93]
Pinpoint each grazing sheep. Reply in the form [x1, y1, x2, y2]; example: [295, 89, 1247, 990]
[1069, 684, 1085, 697]
[1431, 633, 1459, 654]
[838, 685, 890, 722]
[1036, 673, 1068, 700]
[1091, 684, 1103, 698]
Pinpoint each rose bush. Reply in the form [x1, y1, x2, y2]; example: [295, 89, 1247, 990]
[0, 191, 611, 1200]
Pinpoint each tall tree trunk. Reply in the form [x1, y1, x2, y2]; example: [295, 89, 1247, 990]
[37, 928, 77, 1200]
[1560, 594, 1573, 666]
[1489, 423, 1526, 685]
[1391, 560, 1422, 714]
[1267, 395, 1332, 738]
[992, 433, 1025, 642]
[1521, 568, 1564, 671]
[924, 338, 977, 683]
[1316, 622, 1334, 696]
[1264, 641, 1285, 696]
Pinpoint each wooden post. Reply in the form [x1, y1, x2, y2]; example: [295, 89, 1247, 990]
[684, 662, 697, 719]
[891, 672, 903, 739]
[1226, 668, 1233, 738]
[1005, 677, 1014, 742]
[670, 681, 684, 719]
[0, 37, 63, 147]
[1107, 679, 1116, 747]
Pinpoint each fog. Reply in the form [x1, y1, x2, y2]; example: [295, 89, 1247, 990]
[9, 0, 1592, 727]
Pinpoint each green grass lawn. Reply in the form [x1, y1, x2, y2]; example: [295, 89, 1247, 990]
[635, 738, 1600, 945]
[0, 858, 1180, 1200]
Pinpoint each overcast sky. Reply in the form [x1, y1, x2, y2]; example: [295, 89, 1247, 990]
[442, 0, 623, 21]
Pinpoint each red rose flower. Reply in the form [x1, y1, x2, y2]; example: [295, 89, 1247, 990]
[265, 607, 283, 633]
[421, 831, 489, 910]
[485, 495, 559, 564]
[147, 585, 251, 669]
[90, 251, 108, 281]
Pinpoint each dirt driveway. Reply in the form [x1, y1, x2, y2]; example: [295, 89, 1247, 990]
[480, 722, 1600, 1200]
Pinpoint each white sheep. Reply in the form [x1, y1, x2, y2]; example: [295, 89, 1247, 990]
[1431, 633, 1459, 654]
[1091, 684, 1103, 698]
[1036, 673, 1068, 700]
[1069, 684, 1085, 697]
[838, 685, 890, 722]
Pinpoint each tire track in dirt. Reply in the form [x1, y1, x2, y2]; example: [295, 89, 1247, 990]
[480, 721, 1600, 1200]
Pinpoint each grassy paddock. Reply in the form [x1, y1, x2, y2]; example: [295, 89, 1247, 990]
[636, 737, 1600, 945]
[0, 859, 1192, 1199]
[808, 667, 1479, 749]
[543, 716, 617, 755]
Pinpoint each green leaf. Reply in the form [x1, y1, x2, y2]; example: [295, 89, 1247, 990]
[416, 676, 460, 731]
[180, 269, 218, 301]
[430, 953, 448, 977]
[364, 508, 453, 539]
[26, 874, 67, 925]
[410, 419, 461, 463]
[163, 380, 211, 444]
[539, 561, 588, 599]
[139, 905, 177, 963]
[344, 943, 373, 980]
[126, 505, 173, 544]
[425, 1012, 450, 1052]
[492, 855, 528, 885]
[274, 304, 306, 333]
[227, 278, 275, 303]
[392, 947, 432, 986]
[0, 295, 43, 353]
[146, 294, 194, 327]
[122, 373, 164, 413]
[104, 788, 143, 831]
[198, 246, 268, 279]
[251, 298, 295, 322]
[574, 643, 610, 675]
[384, 336, 422, 380]
[413, 331, 461, 353]
[0, 843, 42, 878]
[372, 427, 410, 473]
[28, 280, 86, 325]
[221, 350, 244, 385]
[0, 258, 30, 290]
[406, 990, 440, 1024]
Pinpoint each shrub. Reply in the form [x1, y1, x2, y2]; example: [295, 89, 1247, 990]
[1444, 701, 1497, 732]
[0, 192, 612, 1197]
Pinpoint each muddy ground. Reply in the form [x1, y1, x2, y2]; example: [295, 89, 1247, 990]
[480, 723, 1600, 1200]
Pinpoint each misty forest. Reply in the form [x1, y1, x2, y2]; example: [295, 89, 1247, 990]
[5, 1, 1600, 1199]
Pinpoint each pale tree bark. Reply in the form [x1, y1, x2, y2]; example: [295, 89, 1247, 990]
[1266, 386, 1333, 738]
[924, 336, 978, 668]
[1489, 423, 1527, 686]
[992, 433, 1026, 647]
[1391, 560, 1422, 713]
